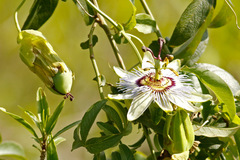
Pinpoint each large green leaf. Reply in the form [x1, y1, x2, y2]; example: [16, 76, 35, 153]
[45, 100, 65, 134]
[0, 141, 26, 160]
[102, 105, 123, 131]
[47, 138, 58, 160]
[0, 107, 39, 139]
[85, 134, 122, 154]
[73, 0, 94, 25]
[80, 100, 107, 142]
[97, 122, 120, 135]
[134, 13, 156, 34]
[169, 0, 216, 47]
[193, 125, 240, 137]
[119, 144, 134, 160]
[209, 0, 234, 28]
[22, 0, 59, 30]
[183, 65, 238, 124]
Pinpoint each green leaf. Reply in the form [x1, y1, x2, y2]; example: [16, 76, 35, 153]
[22, 0, 59, 30]
[209, 0, 234, 28]
[123, 0, 137, 30]
[182, 65, 237, 123]
[53, 137, 65, 146]
[135, 13, 156, 34]
[93, 152, 106, 160]
[36, 87, 49, 125]
[129, 134, 145, 149]
[80, 100, 107, 142]
[111, 151, 121, 160]
[103, 105, 123, 131]
[80, 35, 98, 50]
[153, 134, 163, 152]
[119, 144, 134, 160]
[0, 141, 26, 160]
[97, 122, 120, 135]
[169, 0, 216, 46]
[46, 100, 65, 134]
[53, 120, 81, 140]
[111, 100, 128, 128]
[47, 138, 58, 160]
[72, 124, 84, 151]
[85, 134, 122, 154]
[24, 110, 41, 131]
[234, 129, 240, 157]
[73, 0, 94, 25]
[0, 107, 39, 139]
[149, 103, 163, 125]
[193, 125, 240, 137]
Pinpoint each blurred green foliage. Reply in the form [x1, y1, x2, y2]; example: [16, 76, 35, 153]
[0, 0, 240, 159]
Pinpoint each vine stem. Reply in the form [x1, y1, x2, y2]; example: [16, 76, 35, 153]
[86, 0, 142, 63]
[139, 0, 170, 55]
[143, 125, 157, 160]
[89, 21, 105, 99]
[14, 0, 26, 32]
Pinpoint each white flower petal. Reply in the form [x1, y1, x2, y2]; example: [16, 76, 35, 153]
[167, 93, 202, 112]
[108, 93, 134, 100]
[155, 93, 173, 111]
[127, 91, 153, 121]
[113, 66, 129, 78]
[142, 51, 155, 69]
[168, 59, 181, 71]
[186, 92, 212, 102]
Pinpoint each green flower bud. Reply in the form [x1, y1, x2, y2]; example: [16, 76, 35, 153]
[17, 30, 74, 100]
[163, 108, 194, 157]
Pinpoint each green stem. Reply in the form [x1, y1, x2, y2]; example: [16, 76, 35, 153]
[86, 0, 142, 63]
[139, 0, 170, 55]
[93, 0, 126, 70]
[14, 0, 26, 32]
[143, 125, 157, 160]
[89, 21, 105, 99]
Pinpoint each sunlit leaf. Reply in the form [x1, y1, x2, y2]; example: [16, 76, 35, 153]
[47, 138, 58, 160]
[46, 100, 65, 134]
[22, 0, 59, 30]
[183, 65, 237, 123]
[53, 137, 65, 146]
[169, 0, 216, 46]
[123, 0, 137, 30]
[209, 0, 234, 28]
[119, 144, 134, 160]
[80, 100, 107, 142]
[0, 141, 26, 160]
[0, 107, 39, 139]
[234, 129, 240, 157]
[193, 125, 240, 137]
[36, 87, 49, 124]
[73, 0, 94, 25]
[85, 134, 122, 154]
[103, 105, 123, 131]
[134, 13, 156, 34]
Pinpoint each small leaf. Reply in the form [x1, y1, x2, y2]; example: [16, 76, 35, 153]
[103, 105, 123, 131]
[85, 134, 122, 154]
[22, 0, 59, 30]
[0, 141, 26, 160]
[183, 65, 237, 123]
[193, 125, 240, 137]
[24, 110, 41, 131]
[93, 152, 106, 160]
[93, 75, 106, 87]
[0, 107, 39, 139]
[53, 120, 81, 140]
[36, 87, 49, 124]
[80, 100, 108, 142]
[129, 134, 145, 149]
[123, 0, 137, 30]
[119, 144, 134, 160]
[47, 138, 58, 160]
[135, 13, 156, 34]
[97, 122, 120, 135]
[53, 137, 65, 146]
[73, 0, 94, 25]
[169, 0, 216, 46]
[153, 134, 163, 152]
[46, 100, 65, 134]
[72, 124, 84, 151]
[209, 0, 234, 28]
[80, 35, 98, 50]
[111, 151, 121, 160]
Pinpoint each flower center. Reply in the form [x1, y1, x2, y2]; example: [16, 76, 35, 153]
[136, 73, 175, 92]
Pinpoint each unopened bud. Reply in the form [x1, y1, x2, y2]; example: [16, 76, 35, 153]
[17, 30, 74, 98]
